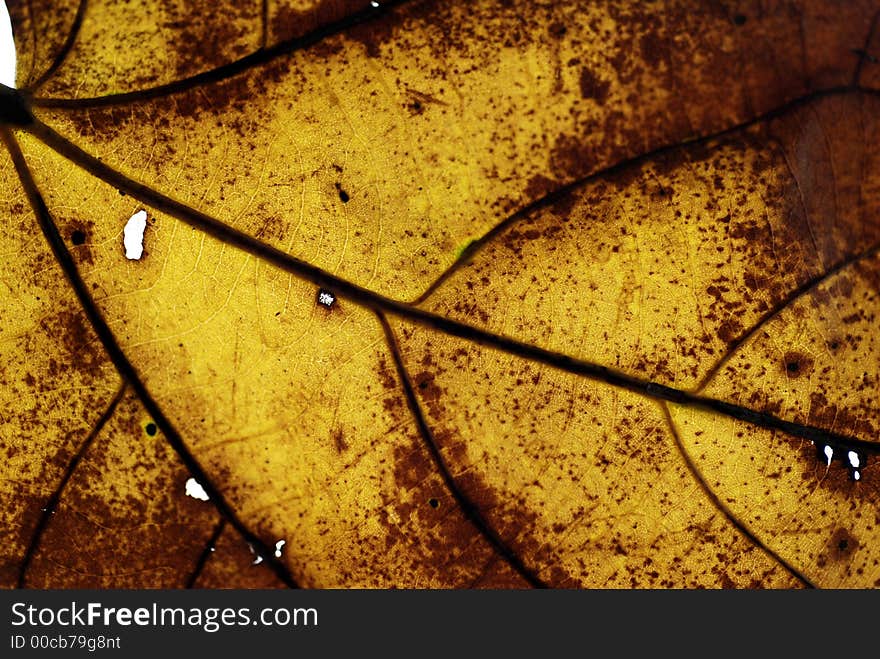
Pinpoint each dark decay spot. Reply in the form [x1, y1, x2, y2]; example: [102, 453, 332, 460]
[782, 351, 813, 378]
[829, 528, 858, 561]
[42, 309, 105, 378]
[733, 14, 747, 26]
[335, 182, 350, 203]
[548, 22, 566, 38]
[332, 429, 348, 453]
[145, 422, 157, 436]
[524, 174, 559, 206]
[579, 68, 610, 104]
[639, 30, 670, 67]
[550, 134, 596, 181]
[428, 497, 439, 508]
[716, 318, 744, 344]
[70, 230, 86, 246]
[414, 371, 443, 405]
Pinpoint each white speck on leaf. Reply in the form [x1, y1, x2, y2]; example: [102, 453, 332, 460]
[123, 210, 148, 260]
[274, 540, 286, 558]
[823, 445, 833, 466]
[185, 477, 210, 501]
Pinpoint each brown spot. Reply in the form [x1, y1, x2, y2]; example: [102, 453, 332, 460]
[67, 218, 96, 265]
[414, 371, 442, 406]
[40, 310, 106, 379]
[639, 29, 670, 67]
[547, 22, 567, 39]
[782, 351, 814, 378]
[827, 528, 859, 562]
[716, 318, 744, 344]
[808, 392, 876, 438]
[728, 221, 765, 242]
[550, 134, 596, 180]
[254, 213, 287, 243]
[549, 189, 577, 219]
[579, 68, 610, 103]
[376, 356, 398, 393]
[332, 429, 348, 453]
[524, 174, 558, 202]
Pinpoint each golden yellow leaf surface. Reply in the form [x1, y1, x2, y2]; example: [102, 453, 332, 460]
[0, 0, 878, 588]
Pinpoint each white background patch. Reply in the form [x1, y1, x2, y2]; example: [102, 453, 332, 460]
[0, 0, 15, 88]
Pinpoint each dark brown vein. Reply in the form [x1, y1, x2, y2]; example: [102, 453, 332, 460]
[260, 0, 269, 51]
[660, 402, 816, 589]
[22, 114, 880, 460]
[17, 380, 126, 588]
[185, 518, 227, 588]
[24, 0, 88, 93]
[1, 126, 299, 589]
[412, 85, 864, 305]
[377, 312, 547, 588]
[853, 9, 880, 87]
[30, 0, 413, 109]
[23, 0, 37, 86]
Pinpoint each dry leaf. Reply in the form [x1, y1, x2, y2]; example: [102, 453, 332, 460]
[1, 0, 878, 588]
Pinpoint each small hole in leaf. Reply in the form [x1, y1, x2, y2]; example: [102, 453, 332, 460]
[145, 422, 158, 436]
[733, 14, 747, 25]
[428, 498, 439, 508]
[71, 230, 86, 245]
[317, 288, 336, 308]
[185, 477, 210, 501]
[337, 187, 350, 203]
[123, 209, 148, 260]
[786, 361, 799, 373]
[418, 380, 428, 390]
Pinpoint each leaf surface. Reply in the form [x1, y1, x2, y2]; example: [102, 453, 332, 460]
[1, 0, 879, 588]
